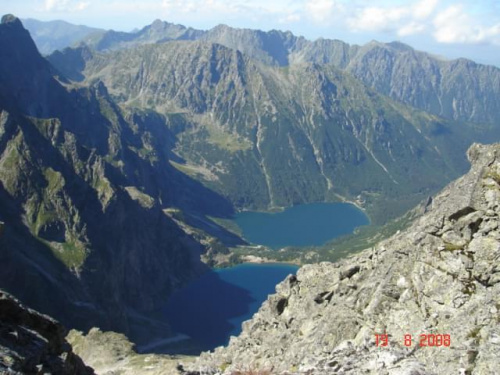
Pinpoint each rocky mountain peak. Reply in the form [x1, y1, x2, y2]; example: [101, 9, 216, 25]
[0, 14, 64, 117]
[1, 14, 23, 27]
[386, 41, 414, 52]
[0, 14, 36, 46]
[1, 14, 21, 25]
[149, 19, 170, 30]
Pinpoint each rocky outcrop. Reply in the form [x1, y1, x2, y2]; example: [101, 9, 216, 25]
[66, 328, 189, 375]
[0, 289, 94, 375]
[189, 143, 500, 374]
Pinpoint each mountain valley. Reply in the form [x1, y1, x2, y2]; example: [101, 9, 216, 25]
[1, 12, 500, 374]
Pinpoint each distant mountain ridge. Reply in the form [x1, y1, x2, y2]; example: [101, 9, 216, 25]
[198, 26, 500, 126]
[85, 19, 204, 51]
[25, 17, 500, 128]
[22, 18, 104, 55]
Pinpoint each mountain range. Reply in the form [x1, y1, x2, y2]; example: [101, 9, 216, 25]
[1, 13, 500, 360]
[46, 20, 500, 225]
[25, 17, 500, 127]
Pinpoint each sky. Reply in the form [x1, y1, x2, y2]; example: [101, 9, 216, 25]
[3, 0, 500, 66]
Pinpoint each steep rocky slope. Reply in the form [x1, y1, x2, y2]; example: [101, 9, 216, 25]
[200, 27, 500, 127]
[189, 143, 500, 374]
[0, 15, 235, 345]
[342, 42, 500, 127]
[0, 289, 94, 374]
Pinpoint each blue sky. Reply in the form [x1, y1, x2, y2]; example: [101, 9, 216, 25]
[3, 0, 500, 66]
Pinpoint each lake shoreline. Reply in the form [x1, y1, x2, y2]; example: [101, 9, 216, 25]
[213, 256, 302, 270]
[235, 198, 369, 217]
[232, 202, 370, 249]
[332, 193, 371, 223]
[239, 255, 302, 266]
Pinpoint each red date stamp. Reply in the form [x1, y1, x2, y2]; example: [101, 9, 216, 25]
[375, 333, 451, 347]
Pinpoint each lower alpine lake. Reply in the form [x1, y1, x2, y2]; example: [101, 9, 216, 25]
[233, 202, 370, 249]
[164, 263, 299, 351]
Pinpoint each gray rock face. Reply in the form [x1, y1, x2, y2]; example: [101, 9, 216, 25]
[343, 43, 500, 127]
[189, 143, 500, 374]
[0, 289, 94, 375]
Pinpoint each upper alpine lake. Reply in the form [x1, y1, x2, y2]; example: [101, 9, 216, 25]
[233, 202, 370, 249]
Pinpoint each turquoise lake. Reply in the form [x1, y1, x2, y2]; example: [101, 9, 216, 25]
[165, 263, 298, 351]
[164, 203, 368, 352]
[234, 202, 369, 249]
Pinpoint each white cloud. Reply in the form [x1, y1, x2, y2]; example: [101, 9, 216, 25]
[398, 21, 426, 36]
[413, 0, 439, 19]
[279, 13, 301, 24]
[75, 1, 89, 11]
[348, 5, 408, 32]
[44, 0, 64, 10]
[162, 0, 196, 13]
[160, 0, 267, 17]
[305, 0, 344, 24]
[433, 4, 500, 44]
[35, 0, 500, 49]
[44, 0, 90, 12]
[346, 0, 500, 45]
[346, 0, 442, 36]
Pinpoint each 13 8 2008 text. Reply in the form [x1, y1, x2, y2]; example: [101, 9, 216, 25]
[375, 333, 451, 347]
